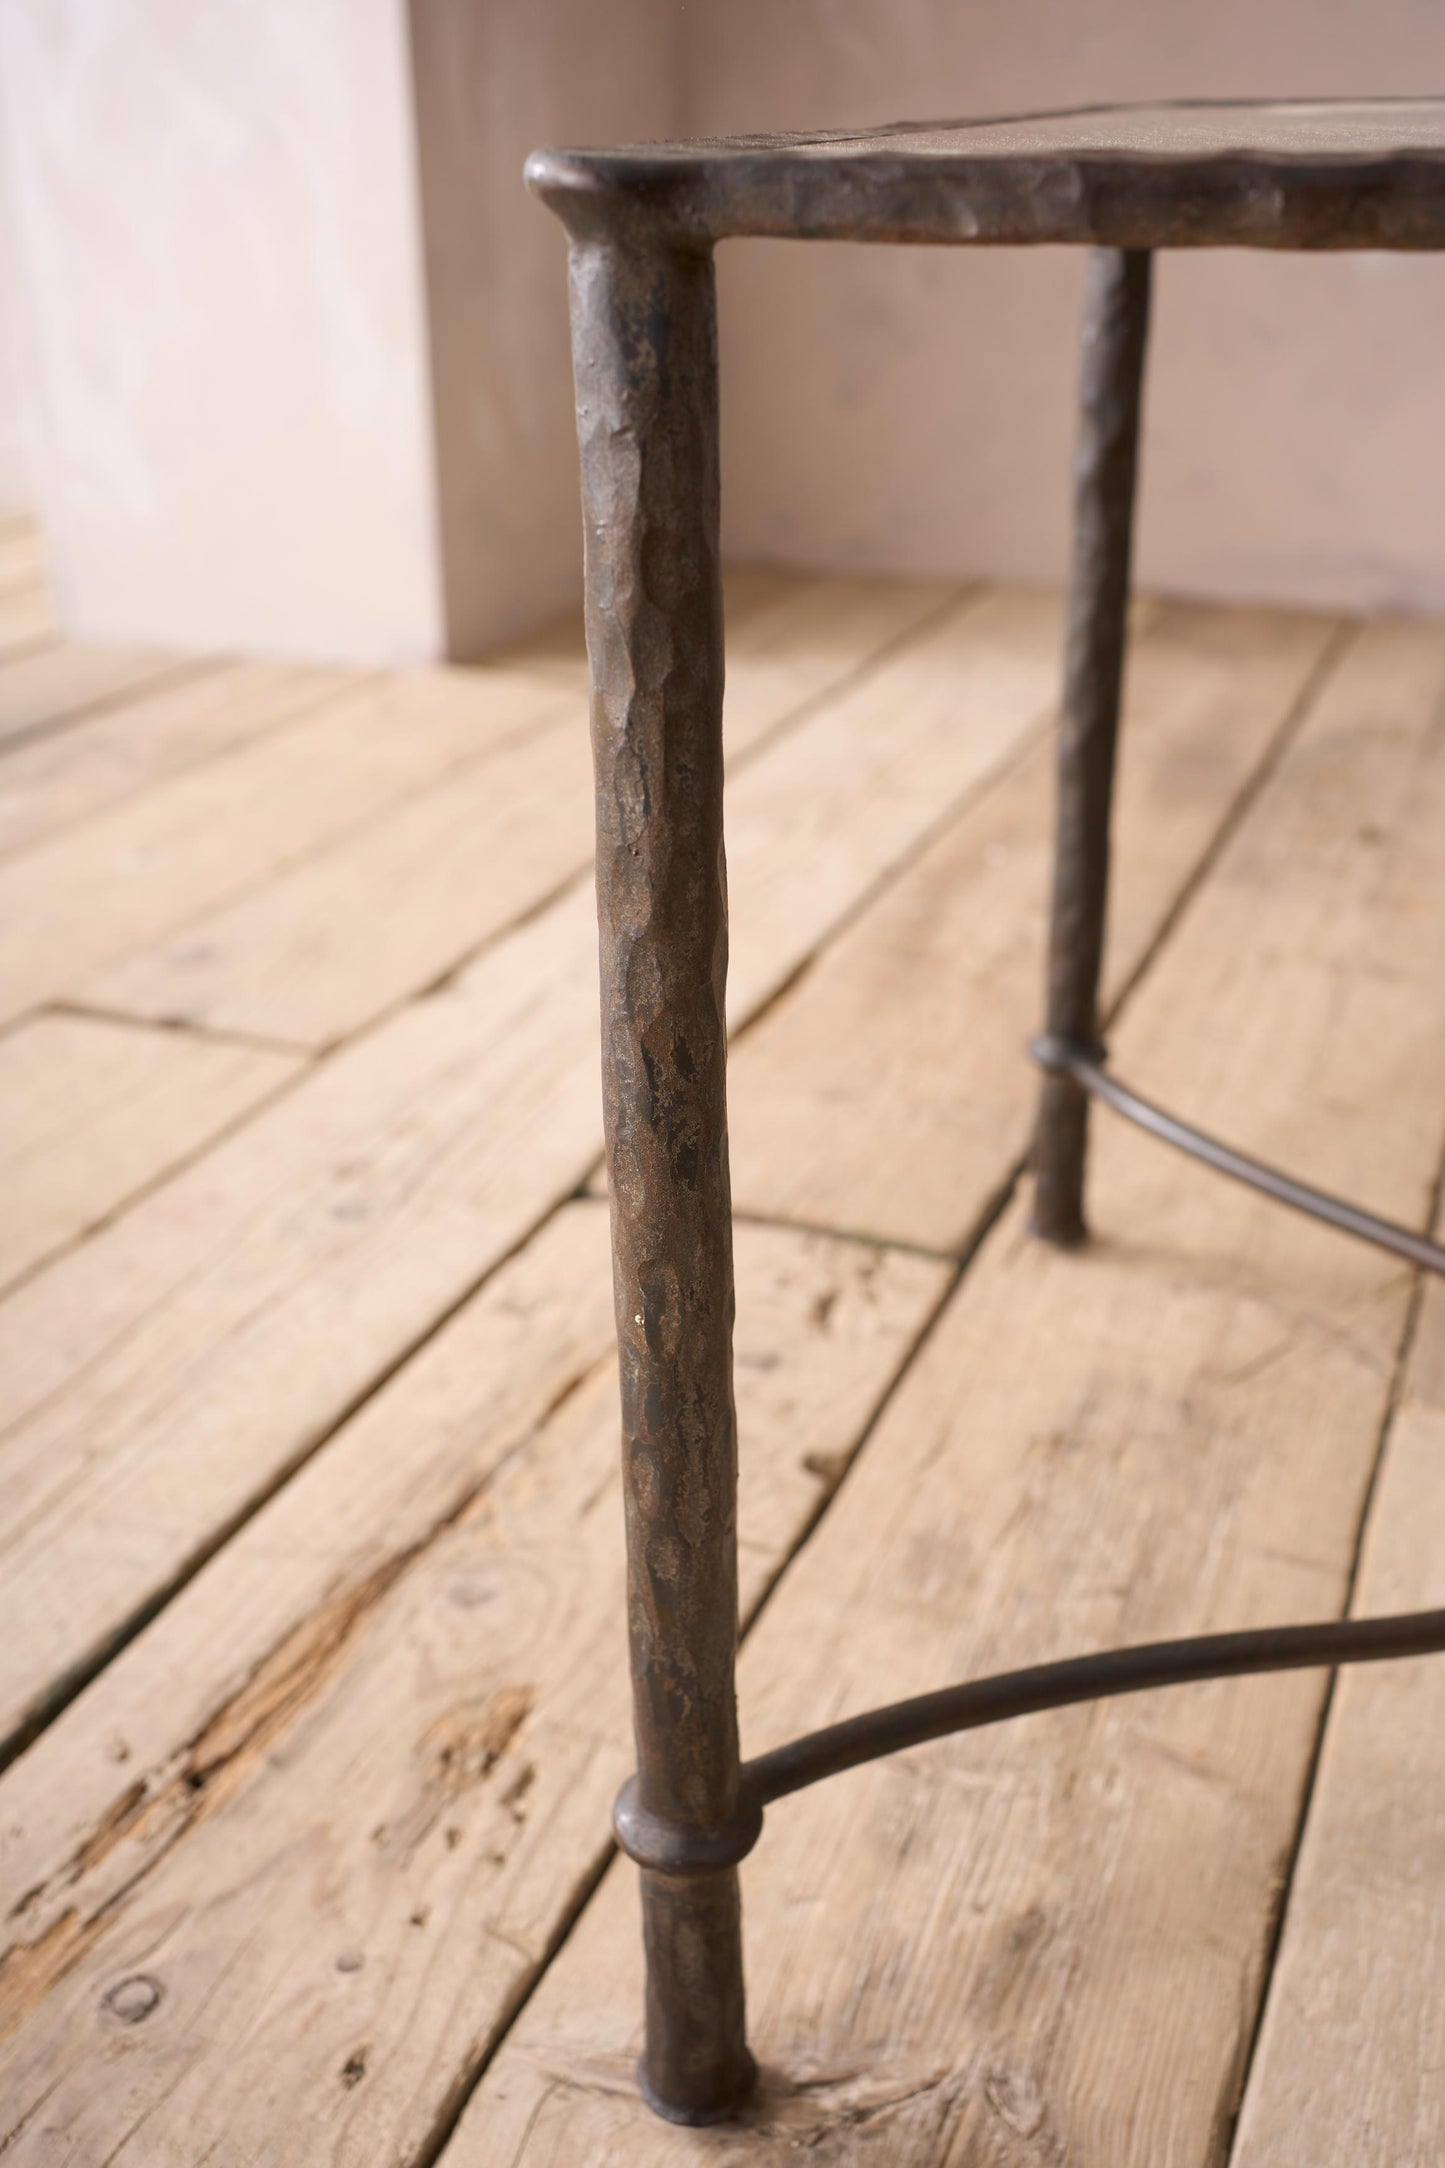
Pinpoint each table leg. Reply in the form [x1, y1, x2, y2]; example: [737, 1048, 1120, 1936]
[1033, 247, 1153, 1245]
[564, 226, 755, 2122]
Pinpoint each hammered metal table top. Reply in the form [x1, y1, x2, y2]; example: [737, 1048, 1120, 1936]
[526, 97, 1445, 249]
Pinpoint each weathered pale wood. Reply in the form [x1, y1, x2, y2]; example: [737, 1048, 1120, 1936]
[0, 582, 53, 656]
[728, 603, 1338, 1250]
[721, 585, 1063, 1020]
[481, 606, 591, 687]
[0, 642, 197, 752]
[0, 885, 606, 1753]
[8, 589, 1436, 2164]
[0, 661, 357, 858]
[716, 572, 953, 760]
[84, 707, 596, 1046]
[0, 1204, 620, 1943]
[0, 521, 44, 592]
[483, 565, 809, 687]
[0, 664, 573, 1027]
[445, 617, 1445, 2166]
[0, 583, 1056, 1753]
[0, 1012, 301, 1293]
[0, 1213, 947, 2166]
[80, 573, 950, 1047]
[1230, 1255, 1445, 2166]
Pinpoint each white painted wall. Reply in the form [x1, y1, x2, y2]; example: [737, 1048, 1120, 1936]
[0, 0, 442, 663]
[688, 4, 1445, 615]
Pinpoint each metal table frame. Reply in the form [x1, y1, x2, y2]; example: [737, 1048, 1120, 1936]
[526, 101, 1445, 2123]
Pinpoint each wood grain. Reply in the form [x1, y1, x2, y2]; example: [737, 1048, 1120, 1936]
[0, 663, 572, 1027]
[0, 585, 1057, 1759]
[0, 661, 357, 858]
[0, 1213, 947, 2166]
[84, 705, 596, 1047]
[720, 585, 1064, 1021]
[0, 642, 197, 752]
[728, 602, 1338, 1251]
[1230, 1255, 1445, 2165]
[0, 884, 606, 1756]
[81, 573, 950, 1047]
[444, 616, 1445, 2167]
[5, 588, 1435, 2165]
[0, 583, 53, 656]
[0, 1204, 620, 1945]
[0, 520, 44, 593]
[0, 1011, 300, 1292]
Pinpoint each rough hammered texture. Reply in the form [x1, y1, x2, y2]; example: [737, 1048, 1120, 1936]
[565, 231, 753, 2116]
[529, 98, 1445, 251]
[529, 94, 1445, 2127]
[1034, 247, 1152, 1245]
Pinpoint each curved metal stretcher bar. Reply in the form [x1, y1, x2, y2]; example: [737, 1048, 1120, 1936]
[615, 1606, 1445, 1874]
[1032, 1034, 1445, 1277]
[745, 1605, 1445, 1807]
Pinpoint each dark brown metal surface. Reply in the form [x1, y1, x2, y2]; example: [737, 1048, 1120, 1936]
[532, 97, 1445, 2125]
[563, 226, 754, 2121]
[745, 1606, 1445, 1806]
[1033, 246, 1151, 1244]
[614, 1604, 1445, 1877]
[527, 98, 1445, 252]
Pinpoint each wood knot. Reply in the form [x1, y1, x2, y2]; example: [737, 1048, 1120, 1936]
[103, 1973, 163, 2025]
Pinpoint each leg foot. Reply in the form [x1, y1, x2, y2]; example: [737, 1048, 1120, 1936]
[638, 1869, 756, 2122]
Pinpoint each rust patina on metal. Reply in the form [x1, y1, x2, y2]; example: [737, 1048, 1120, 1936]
[529, 99, 1445, 2124]
[564, 232, 754, 2119]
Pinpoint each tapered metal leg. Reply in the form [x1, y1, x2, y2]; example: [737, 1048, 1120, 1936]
[565, 230, 755, 2121]
[1033, 248, 1153, 1245]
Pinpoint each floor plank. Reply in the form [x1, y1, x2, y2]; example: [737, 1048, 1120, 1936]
[0, 642, 197, 752]
[0, 663, 573, 1029]
[729, 602, 1338, 1251]
[0, 582, 54, 656]
[0, 522, 44, 592]
[443, 617, 1445, 2166]
[1230, 1246, 1445, 2165]
[0, 1012, 301, 1294]
[483, 565, 805, 689]
[0, 1213, 947, 2166]
[82, 705, 595, 1047]
[78, 574, 949, 1048]
[5, 585, 1440, 2160]
[0, 1204, 617, 1938]
[0, 886, 605, 1757]
[0, 584, 1056, 1758]
[0, 660, 359, 858]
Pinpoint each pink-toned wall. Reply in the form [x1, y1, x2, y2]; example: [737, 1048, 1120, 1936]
[0, 0, 444, 664]
[688, 6, 1445, 614]
[0, 0, 682, 662]
[6, 7, 1444, 658]
[408, 0, 682, 654]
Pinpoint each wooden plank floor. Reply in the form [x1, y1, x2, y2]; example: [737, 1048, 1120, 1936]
[0, 527, 1441, 2163]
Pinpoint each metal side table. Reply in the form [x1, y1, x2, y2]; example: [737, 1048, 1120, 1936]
[526, 100, 1445, 2124]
